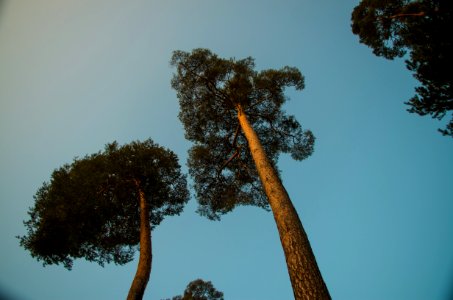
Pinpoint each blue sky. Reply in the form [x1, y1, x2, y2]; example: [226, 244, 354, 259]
[0, 1, 452, 299]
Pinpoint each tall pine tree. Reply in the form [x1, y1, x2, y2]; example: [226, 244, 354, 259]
[19, 139, 189, 300]
[171, 49, 330, 300]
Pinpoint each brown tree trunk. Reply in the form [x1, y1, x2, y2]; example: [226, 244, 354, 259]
[127, 180, 152, 300]
[237, 105, 330, 300]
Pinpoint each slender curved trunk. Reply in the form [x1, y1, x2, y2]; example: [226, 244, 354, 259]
[127, 180, 152, 300]
[237, 105, 330, 300]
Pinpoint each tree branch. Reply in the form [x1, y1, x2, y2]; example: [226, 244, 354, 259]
[249, 97, 268, 109]
[218, 150, 240, 176]
[217, 125, 243, 177]
[388, 12, 425, 19]
[378, 11, 426, 21]
[231, 124, 240, 148]
[180, 61, 232, 104]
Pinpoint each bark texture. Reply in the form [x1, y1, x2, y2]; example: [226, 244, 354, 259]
[127, 181, 152, 300]
[237, 106, 330, 300]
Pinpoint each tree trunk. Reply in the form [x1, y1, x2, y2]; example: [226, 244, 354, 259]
[237, 105, 330, 300]
[127, 180, 152, 300]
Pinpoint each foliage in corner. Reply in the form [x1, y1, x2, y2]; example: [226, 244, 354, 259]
[351, 0, 453, 136]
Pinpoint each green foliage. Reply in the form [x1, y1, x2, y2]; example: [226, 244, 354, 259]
[351, 0, 453, 136]
[19, 139, 188, 269]
[165, 279, 224, 300]
[171, 48, 315, 220]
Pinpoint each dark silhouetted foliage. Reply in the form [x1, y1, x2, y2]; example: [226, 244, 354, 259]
[171, 48, 314, 220]
[351, 0, 453, 136]
[164, 279, 224, 300]
[19, 138, 188, 269]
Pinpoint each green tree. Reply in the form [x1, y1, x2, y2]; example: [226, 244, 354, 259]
[351, 0, 453, 136]
[171, 49, 330, 300]
[18, 139, 189, 300]
[166, 279, 224, 300]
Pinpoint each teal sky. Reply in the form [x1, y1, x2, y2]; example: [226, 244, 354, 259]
[1, 1, 452, 299]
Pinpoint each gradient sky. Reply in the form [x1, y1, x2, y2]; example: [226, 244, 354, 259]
[1, 1, 452, 300]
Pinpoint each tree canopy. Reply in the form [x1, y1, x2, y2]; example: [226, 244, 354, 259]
[351, 0, 453, 136]
[167, 279, 224, 300]
[19, 139, 189, 270]
[171, 48, 315, 220]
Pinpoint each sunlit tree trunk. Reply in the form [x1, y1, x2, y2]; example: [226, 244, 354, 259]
[237, 105, 330, 300]
[127, 180, 152, 300]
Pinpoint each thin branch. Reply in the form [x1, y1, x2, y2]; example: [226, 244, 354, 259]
[231, 124, 240, 148]
[388, 12, 425, 19]
[378, 11, 426, 21]
[218, 150, 240, 176]
[180, 61, 231, 104]
[248, 97, 268, 109]
[216, 125, 243, 177]
[247, 111, 272, 122]
[267, 120, 299, 143]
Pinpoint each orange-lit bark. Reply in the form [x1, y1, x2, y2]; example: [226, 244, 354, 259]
[388, 11, 425, 19]
[237, 105, 330, 300]
[127, 180, 152, 300]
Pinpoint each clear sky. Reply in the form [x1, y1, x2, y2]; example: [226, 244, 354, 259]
[0, 1, 452, 299]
